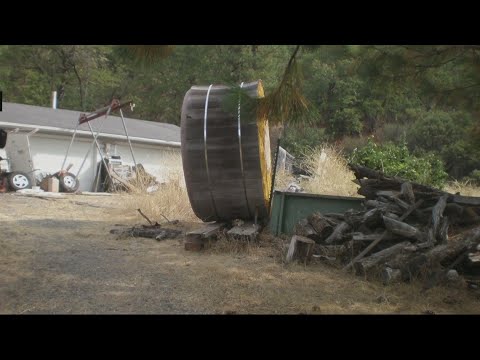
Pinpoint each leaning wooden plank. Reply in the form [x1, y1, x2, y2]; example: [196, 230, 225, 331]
[353, 241, 412, 276]
[286, 235, 315, 264]
[343, 199, 424, 271]
[432, 194, 448, 239]
[383, 216, 426, 241]
[324, 222, 351, 244]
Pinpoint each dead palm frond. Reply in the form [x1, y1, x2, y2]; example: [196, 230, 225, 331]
[257, 45, 312, 125]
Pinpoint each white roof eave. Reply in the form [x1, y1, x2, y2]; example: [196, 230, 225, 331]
[0, 121, 181, 148]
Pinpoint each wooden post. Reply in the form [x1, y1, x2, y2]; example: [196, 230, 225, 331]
[286, 235, 315, 264]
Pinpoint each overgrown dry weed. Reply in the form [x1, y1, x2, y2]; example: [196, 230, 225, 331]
[274, 144, 360, 196]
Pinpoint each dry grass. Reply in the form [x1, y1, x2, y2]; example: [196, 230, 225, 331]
[2, 194, 480, 314]
[300, 145, 360, 197]
[126, 152, 200, 223]
[445, 180, 480, 197]
[275, 145, 360, 197]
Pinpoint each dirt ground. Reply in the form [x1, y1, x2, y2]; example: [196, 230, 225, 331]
[1, 193, 480, 314]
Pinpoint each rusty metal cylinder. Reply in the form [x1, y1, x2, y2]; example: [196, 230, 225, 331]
[181, 80, 271, 222]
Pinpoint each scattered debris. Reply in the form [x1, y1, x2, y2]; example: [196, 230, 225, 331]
[110, 225, 182, 241]
[137, 208, 156, 226]
[285, 182, 304, 193]
[227, 222, 261, 242]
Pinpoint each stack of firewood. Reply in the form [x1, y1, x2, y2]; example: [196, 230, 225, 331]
[291, 164, 480, 287]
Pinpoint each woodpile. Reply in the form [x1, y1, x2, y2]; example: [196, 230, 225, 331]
[290, 164, 480, 288]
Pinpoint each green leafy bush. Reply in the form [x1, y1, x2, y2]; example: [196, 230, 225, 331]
[350, 139, 448, 188]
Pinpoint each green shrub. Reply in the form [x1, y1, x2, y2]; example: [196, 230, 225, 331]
[326, 108, 363, 138]
[281, 126, 328, 158]
[350, 139, 448, 188]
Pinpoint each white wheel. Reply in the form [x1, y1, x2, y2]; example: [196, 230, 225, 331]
[8, 172, 31, 190]
[63, 175, 76, 188]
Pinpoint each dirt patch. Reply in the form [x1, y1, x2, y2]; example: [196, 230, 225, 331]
[0, 193, 479, 314]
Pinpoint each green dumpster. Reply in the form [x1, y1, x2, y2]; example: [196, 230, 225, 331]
[269, 190, 364, 236]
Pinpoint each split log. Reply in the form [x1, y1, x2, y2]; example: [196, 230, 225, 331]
[344, 210, 365, 228]
[349, 164, 444, 195]
[467, 252, 480, 265]
[286, 235, 315, 264]
[384, 212, 401, 220]
[401, 182, 415, 205]
[416, 228, 436, 250]
[349, 164, 386, 180]
[432, 194, 447, 239]
[351, 233, 384, 242]
[362, 208, 384, 228]
[350, 232, 399, 243]
[325, 222, 351, 244]
[450, 194, 480, 206]
[438, 217, 449, 244]
[343, 199, 424, 271]
[307, 213, 334, 238]
[376, 190, 401, 198]
[353, 241, 412, 276]
[324, 213, 345, 221]
[382, 216, 426, 242]
[294, 218, 318, 239]
[365, 200, 403, 214]
[403, 226, 480, 280]
[391, 196, 410, 211]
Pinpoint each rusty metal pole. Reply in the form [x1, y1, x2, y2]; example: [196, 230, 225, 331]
[86, 121, 113, 184]
[60, 122, 80, 171]
[75, 121, 105, 178]
[118, 108, 138, 175]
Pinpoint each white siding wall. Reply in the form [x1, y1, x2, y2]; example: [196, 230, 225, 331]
[109, 142, 182, 184]
[23, 133, 181, 191]
[28, 134, 97, 191]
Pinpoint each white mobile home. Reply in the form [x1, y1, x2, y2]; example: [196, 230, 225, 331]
[0, 102, 181, 191]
